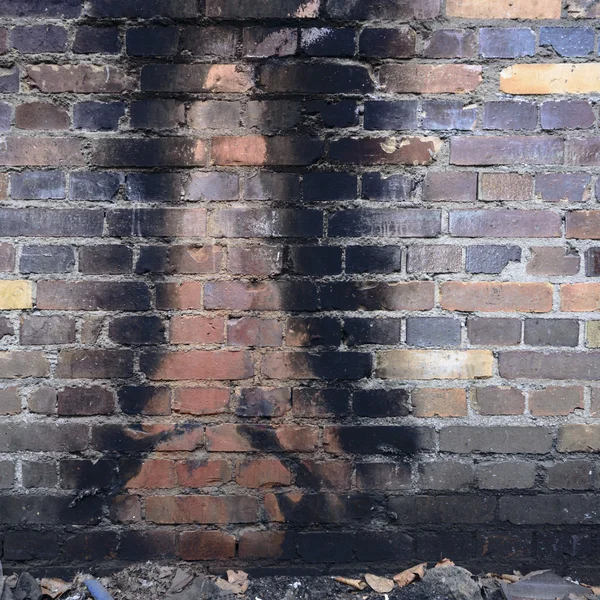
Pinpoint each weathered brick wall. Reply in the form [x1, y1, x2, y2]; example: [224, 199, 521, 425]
[3, 0, 600, 578]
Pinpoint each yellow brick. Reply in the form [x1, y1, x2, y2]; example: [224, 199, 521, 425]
[376, 350, 493, 380]
[0, 281, 32, 309]
[447, 0, 561, 19]
[501, 64, 600, 95]
[587, 322, 600, 348]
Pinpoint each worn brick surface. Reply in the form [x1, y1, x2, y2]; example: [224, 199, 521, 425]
[2, 0, 600, 573]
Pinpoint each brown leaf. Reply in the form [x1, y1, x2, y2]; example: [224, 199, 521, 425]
[435, 559, 455, 568]
[216, 574, 249, 595]
[227, 570, 248, 585]
[333, 576, 367, 591]
[501, 574, 521, 583]
[393, 563, 427, 588]
[364, 574, 394, 594]
[40, 579, 71, 599]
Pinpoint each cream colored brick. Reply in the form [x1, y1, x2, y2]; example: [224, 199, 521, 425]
[0, 281, 33, 309]
[447, 0, 561, 19]
[501, 64, 600, 95]
[587, 322, 600, 348]
[376, 350, 493, 380]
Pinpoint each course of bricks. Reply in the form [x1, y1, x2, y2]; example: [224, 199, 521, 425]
[5, 0, 600, 578]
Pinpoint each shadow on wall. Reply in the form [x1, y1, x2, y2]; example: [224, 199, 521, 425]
[48, 8, 432, 572]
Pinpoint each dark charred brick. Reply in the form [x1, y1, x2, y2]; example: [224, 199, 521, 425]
[422, 100, 477, 130]
[305, 100, 358, 127]
[359, 28, 416, 58]
[108, 316, 166, 346]
[60, 459, 116, 488]
[73, 27, 120, 54]
[237, 388, 291, 417]
[38, 281, 150, 311]
[118, 386, 171, 416]
[423, 171, 477, 202]
[424, 29, 476, 58]
[343, 317, 401, 346]
[477, 532, 532, 560]
[267, 493, 375, 523]
[297, 533, 354, 563]
[58, 387, 115, 416]
[484, 101, 537, 131]
[286, 317, 341, 347]
[417, 532, 477, 561]
[541, 100, 595, 130]
[0, 0, 81, 17]
[406, 317, 461, 347]
[263, 351, 371, 380]
[287, 246, 342, 275]
[4, 531, 58, 560]
[353, 389, 409, 417]
[206, 0, 317, 18]
[11, 171, 65, 200]
[586, 247, 600, 277]
[325, 426, 434, 454]
[79, 245, 132, 274]
[131, 99, 185, 130]
[301, 28, 355, 57]
[89, 0, 195, 17]
[540, 27, 594, 57]
[20, 316, 76, 345]
[70, 172, 122, 201]
[479, 28, 535, 58]
[11, 25, 67, 53]
[328, 210, 441, 238]
[126, 27, 179, 56]
[135, 246, 168, 274]
[537, 532, 593, 560]
[362, 173, 415, 201]
[64, 532, 118, 562]
[364, 101, 418, 130]
[292, 388, 350, 417]
[0, 209, 101, 237]
[466, 245, 521, 274]
[467, 318, 521, 346]
[536, 173, 591, 202]
[259, 64, 374, 94]
[20, 245, 75, 274]
[243, 172, 300, 201]
[126, 173, 182, 202]
[391, 496, 496, 524]
[181, 26, 238, 57]
[0, 495, 102, 524]
[419, 461, 473, 490]
[303, 172, 357, 201]
[524, 319, 579, 347]
[22, 461, 57, 488]
[499, 495, 599, 525]
[357, 532, 413, 562]
[119, 531, 177, 560]
[325, 0, 441, 19]
[74, 102, 125, 131]
[356, 462, 411, 490]
[346, 246, 402, 274]
[547, 460, 592, 489]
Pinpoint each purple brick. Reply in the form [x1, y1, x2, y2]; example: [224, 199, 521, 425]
[536, 174, 592, 203]
[479, 28, 535, 59]
[451, 137, 564, 166]
[422, 100, 477, 131]
[541, 101, 595, 130]
[423, 172, 477, 203]
[540, 27, 594, 57]
[484, 101, 537, 131]
[423, 30, 476, 58]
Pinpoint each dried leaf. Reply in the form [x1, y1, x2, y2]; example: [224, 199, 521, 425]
[216, 576, 249, 595]
[41, 578, 71, 599]
[501, 574, 521, 583]
[364, 574, 394, 594]
[435, 559, 455, 568]
[393, 563, 427, 588]
[333, 577, 367, 591]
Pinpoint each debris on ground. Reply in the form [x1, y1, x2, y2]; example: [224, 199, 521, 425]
[0, 559, 599, 600]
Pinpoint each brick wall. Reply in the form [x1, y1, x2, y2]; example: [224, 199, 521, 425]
[3, 0, 600, 578]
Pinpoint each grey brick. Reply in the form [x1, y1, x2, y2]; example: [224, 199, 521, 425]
[524, 319, 579, 347]
[11, 171, 65, 200]
[70, 172, 122, 201]
[440, 426, 553, 454]
[418, 461, 473, 490]
[20, 245, 75, 274]
[406, 317, 461, 347]
[466, 245, 521, 274]
[186, 172, 239, 201]
[20, 316, 76, 345]
[477, 462, 535, 489]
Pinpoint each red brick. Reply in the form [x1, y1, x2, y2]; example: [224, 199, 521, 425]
[124, 460, 176, 489]
[176, 460, 232, 487]
[227, 246, 283, 275]
[27, 64, 134, 93]
[180, 531, 236, 560]
[239, 531, 294, 559]
[15, 102, 70, 130]
[530, 387, 584, 416]
[441, 282, 553, 313]
[236, 459, 292, 488]
[141, 350, 253, 381]
[146, 495, 259, 524]
[227, 317, 283, 347]
[173, 387, 230, 415]
[475, 387, 525, 416]
[380, 64, 481, 93]
[206, 424, 319, 452]
[170, 316, 225, 344]
[567, 211, 600, 239]
[156, 282, 202, 310]
[412, 388, 467, 417]
[561, 284, 600, 311]
[0, 138, 83, 166]
[169, 246, 223, 274]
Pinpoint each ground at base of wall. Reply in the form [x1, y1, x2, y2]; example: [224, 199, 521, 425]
[5, 563, 599, 600]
